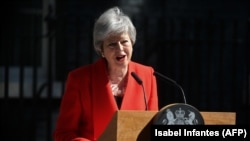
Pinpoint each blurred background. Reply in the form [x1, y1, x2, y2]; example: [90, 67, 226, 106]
[1, 0, 249, 141]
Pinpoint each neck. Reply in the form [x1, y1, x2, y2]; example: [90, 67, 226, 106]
[108, 66, 128, 84]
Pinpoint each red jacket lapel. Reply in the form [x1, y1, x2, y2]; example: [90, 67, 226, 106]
[90, 59, 118, 139]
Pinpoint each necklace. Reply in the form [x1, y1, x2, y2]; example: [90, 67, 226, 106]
[110, 82, 124, 97]
[109, 75, 127, 97]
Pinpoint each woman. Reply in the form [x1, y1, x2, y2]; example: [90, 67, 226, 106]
[53, 6, 159, 141]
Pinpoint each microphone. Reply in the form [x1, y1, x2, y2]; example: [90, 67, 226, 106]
[152, 71, 205, 125]
[131, 72, 148, 111]
[153, 71, 187, 104]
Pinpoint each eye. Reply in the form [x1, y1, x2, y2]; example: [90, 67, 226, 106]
[121, 40, 129, 45]
[107, 42, 117, 48]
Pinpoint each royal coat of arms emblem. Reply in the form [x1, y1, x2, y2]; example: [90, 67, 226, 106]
[153, 103, 204, 125]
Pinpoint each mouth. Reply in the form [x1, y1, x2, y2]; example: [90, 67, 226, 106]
[116, 55, 126, 61]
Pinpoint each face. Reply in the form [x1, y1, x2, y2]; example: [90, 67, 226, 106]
[102, 33, 133, 69]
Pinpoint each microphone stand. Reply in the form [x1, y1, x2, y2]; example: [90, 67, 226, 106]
[154, 71, 187, 104]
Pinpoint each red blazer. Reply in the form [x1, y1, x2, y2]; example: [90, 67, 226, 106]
[53, 58, 158, 141]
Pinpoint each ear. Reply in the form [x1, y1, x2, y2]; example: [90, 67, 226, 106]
[101, 52, 105, 58]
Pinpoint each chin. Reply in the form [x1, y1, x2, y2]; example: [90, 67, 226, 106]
[116, 61, 128, 67]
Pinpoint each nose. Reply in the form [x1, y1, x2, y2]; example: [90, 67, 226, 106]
[116, 42, 123, 50]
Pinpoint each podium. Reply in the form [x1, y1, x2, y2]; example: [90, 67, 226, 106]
[98, 110, 236, 141]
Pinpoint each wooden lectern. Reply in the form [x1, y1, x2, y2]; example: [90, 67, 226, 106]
[98, 110, 236, 141]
